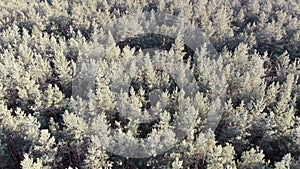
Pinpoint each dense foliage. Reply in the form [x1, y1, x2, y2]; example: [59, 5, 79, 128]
[0, 0, 300, 168]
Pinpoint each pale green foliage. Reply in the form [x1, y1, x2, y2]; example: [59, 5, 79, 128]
[171, 157, 183, 169]
[63, 110, 88, 141]
[275, 153, 292, 169]
[0, 0, 299, 168]
[21, 154, 43, 169]
[53, 49, 75, 87]
[207, 143, 236, 169]
[272, 74, 297, 132]
[289, 118, 300, 155]
[237, 147, 269, 169]
[28, 129, 57, 168]
[84, 136, 113, 169]
[1, 107, 40, 142]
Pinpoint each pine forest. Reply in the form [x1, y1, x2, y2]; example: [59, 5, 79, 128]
[0, 0, 300, 168]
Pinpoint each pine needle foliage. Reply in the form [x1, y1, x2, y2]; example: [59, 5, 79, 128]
[0, 0, 299, 168]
